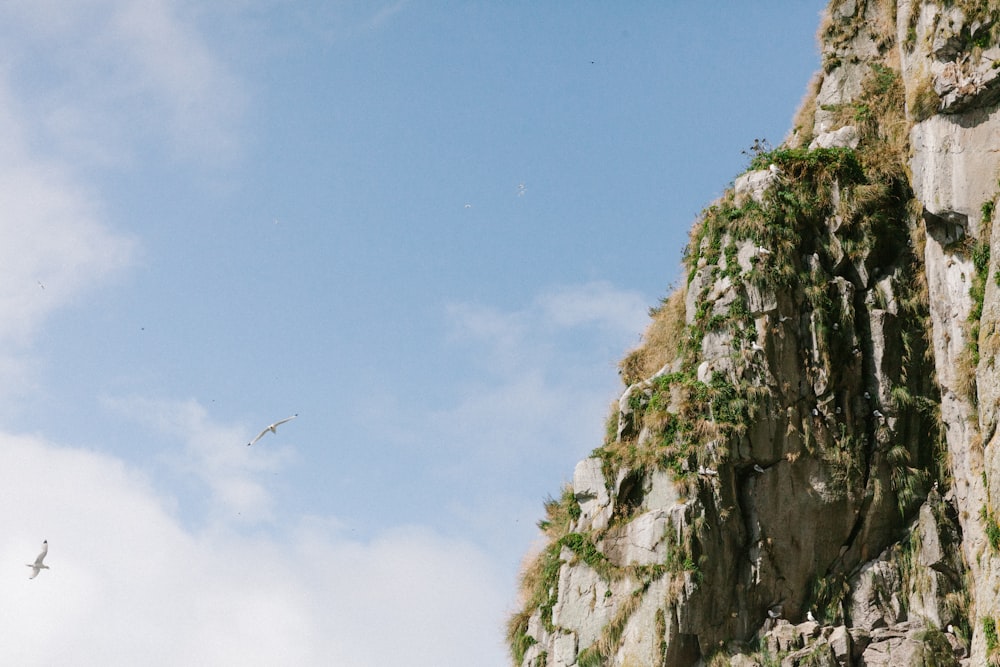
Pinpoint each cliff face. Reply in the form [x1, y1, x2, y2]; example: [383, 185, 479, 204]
[508, 1, 1000, 666]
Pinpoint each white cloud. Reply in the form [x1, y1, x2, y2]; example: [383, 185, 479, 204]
[0, 0, 246, 167]
[0, 432, 509, 666]
[536, 281, 650, 336]
[102, 396, 294, 523]
[425, 282, 648, 493]
[445, 281, 649, 377]
[0, 74, 136, 404]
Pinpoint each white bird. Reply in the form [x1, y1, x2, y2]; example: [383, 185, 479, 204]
[807, 610, 816, 622]
[247, 414, 299, 446]
[750, 341, 765, 353]
[778, 315, 791, 323]
[864, 391, 871, 400]
[755, 245, 772, 256]
[873, 409, 884, 419]
[26, 540, 49, 579]
[767, 606, 782, 619]
[768, 163, 783, 176]
[812, 408, 819, 416]
[753, 464, 765, 474]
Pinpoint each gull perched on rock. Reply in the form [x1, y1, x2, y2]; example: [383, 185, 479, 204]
[247, 414, 298, 446]
[807, 610, 816, 622]
[27, 540, 49, 579]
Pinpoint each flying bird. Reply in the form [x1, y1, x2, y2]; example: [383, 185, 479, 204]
[247, 414, 298, 446]
[27, 540, 49, 579]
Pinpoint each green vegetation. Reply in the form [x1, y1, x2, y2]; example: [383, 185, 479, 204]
[808, 572, 850, 625]
[984, 616, 999, 655]
[981, 505, 1000, 552]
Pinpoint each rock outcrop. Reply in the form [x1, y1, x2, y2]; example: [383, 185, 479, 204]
[509, 2, 1000, 666]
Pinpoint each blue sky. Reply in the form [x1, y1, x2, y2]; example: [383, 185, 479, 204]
[0, 2, 823, 664]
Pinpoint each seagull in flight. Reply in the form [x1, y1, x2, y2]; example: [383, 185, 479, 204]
[247, 414, 298, 446]
[27, 540, 49, 579]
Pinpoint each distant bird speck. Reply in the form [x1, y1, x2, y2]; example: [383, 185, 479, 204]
[464, 203, 472, 208]
[27, 540, 49, 579]
[750, 341, 765, 352]
[247, 414, 298, 446]
[37, 281, 45, 290]
[807, 610, 816, 622]
[755, 246, 771, 256]
[767, 606, 782, 619]
[812, 408, 819, 416]
[864, 391, 871, 400]
[753, 464, 765, 474]
[768, 163, 783, 176]
[517, 183, 526, 197]
[778, 315, 791, 323]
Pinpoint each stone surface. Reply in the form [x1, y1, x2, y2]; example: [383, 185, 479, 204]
[511, 2, 997, 665]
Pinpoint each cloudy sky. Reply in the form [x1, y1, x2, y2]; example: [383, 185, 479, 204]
[0, 2, 823, 665]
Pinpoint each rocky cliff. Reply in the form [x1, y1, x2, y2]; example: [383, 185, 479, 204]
[508, 1, 1000, 665]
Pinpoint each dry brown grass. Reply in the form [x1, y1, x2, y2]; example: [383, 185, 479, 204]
[908, 71, 941, 122]
[787, 71, 824, 148]
[619, 287, 686, 386]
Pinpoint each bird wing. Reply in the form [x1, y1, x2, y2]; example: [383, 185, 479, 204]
[247, 428, 270, 446]
[34, 541, 47, 566]
[28, 566, 40, 579]
[271, 414, 298, 429]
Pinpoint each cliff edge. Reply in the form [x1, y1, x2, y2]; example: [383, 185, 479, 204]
[508, 1, 1000, 665]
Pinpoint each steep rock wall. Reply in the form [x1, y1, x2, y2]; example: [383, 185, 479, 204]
[509, 2, 1000, 665]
